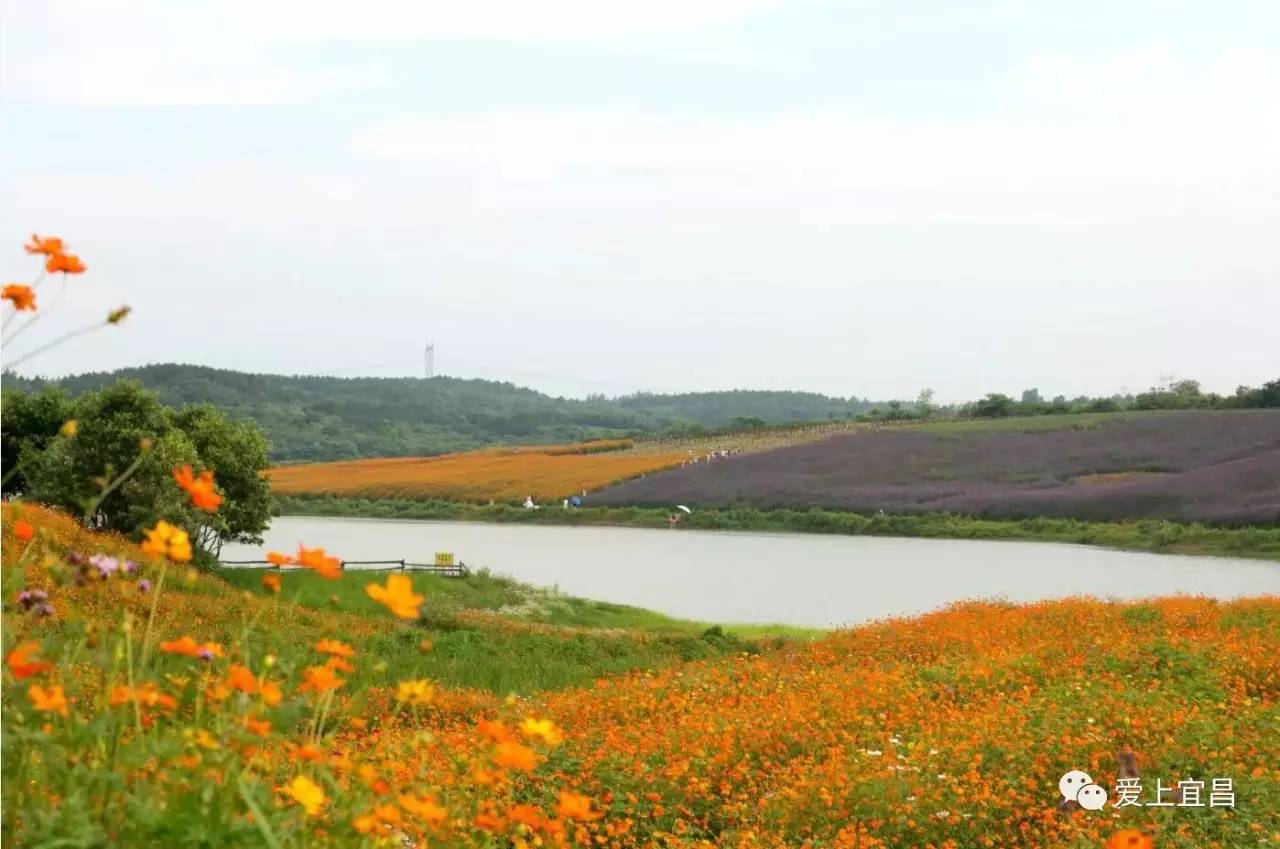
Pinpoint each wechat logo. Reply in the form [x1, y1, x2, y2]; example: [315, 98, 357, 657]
[1059, 770, 1109, 811]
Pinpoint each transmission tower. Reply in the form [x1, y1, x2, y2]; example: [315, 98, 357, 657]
[424, 341, 434, 379]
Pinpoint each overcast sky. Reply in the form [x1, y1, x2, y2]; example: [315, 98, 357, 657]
[3, 1, 1277, 402]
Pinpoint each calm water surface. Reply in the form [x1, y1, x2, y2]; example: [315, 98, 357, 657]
[222, 516, 1280, 628]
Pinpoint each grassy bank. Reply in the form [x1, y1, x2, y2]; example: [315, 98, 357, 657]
[9, 502, 1279, 848]
[5, 503, 795, 701]
[216, 566, 814, 691]
[276, 493, 1280, 560]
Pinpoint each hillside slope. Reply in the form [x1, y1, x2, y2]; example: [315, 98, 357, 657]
[5, 503, 1276, 848]
[4, 364, 876, 462]
[593, 410, 1280, 523]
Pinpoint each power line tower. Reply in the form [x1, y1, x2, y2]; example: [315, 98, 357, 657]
[424, 341, 434, 379]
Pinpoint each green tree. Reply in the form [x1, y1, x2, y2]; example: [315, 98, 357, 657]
[24, 382, 199, 534]
[1, 385, 75, 496]
[970, 393, 1017, 418]
[915, 388, 936, 418]
[16, 381, 274, 558]
[170, 404, 273, 556]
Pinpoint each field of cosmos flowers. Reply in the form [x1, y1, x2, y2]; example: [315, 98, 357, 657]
[4, 499, 1278, 848]
[267, 442, 688, 504]
[4, 234, 1278, 848]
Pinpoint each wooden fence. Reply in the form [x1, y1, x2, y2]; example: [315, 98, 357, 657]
[218, 558, 470, 578]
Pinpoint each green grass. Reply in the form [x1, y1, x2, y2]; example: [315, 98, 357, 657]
[216, 567, 810, 693]
[275, 494, 1280, 560]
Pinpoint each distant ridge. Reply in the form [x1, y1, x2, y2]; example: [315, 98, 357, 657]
[2, 363, 876, 463]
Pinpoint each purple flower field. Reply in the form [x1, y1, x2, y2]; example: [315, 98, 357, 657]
[594, 410, 1280, 524]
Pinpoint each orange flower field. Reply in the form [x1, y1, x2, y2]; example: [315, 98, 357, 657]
[268, 442, 687, 503]
[4, 501, 1278, 848]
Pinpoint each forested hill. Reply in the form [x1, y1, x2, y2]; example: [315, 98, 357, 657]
[614, 390, 873, 425]
[3, 364, 875, 462]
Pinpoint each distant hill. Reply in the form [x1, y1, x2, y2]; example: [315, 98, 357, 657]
[2, 364, 877, 462]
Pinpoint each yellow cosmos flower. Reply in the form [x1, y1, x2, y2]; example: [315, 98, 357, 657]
[395, 679, 434, 706]
[364, 574, 424, 619]
[286, 775, 326, 816]
[140, 520, 192, 563]
[521, 716, 564, 747]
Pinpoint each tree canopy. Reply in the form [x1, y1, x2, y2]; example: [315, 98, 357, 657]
[2, 380, 273, 557]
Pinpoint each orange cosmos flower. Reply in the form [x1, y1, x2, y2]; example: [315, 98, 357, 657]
[13, 519, 35, 541]
[478, 718, 514, 742]
[24, 234, 64, 255]
[266, 550, 292, 566]
[172, 465, 222, 512]
[505, 804, 548, 830]
[1105, 831, 1155, 849]
[520, 716, 564, 747]
[364, 573, 423, 619]
[314, 639, 355, 658]
[226, 664, 259, 694]
[299, 664, 343, 693]
[45, 252, 86, 274]
[293, 743, 324, 763]
[295, 546, 342, 579]
[493, 740, 539, 772]
[324, 655, 354, 674]
[285, 775, 327, 816]
[29, 683, 69, 717]
[259, 680, 283, 707]
[557, 790, 603, 822]
[159, 635, 225, 659]
[261, 572, 282, 593]
[2, 284, 36, 311]
[353, 803, 402, 834]
[6, 642, 52, 679]
[474, 810, 506, 832]
[110, 683, 177, 712]
[242, 716, 272, 736]
[398, 794, 448, 825]
[140, 520, 193, 563]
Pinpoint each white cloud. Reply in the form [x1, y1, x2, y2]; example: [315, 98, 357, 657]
[352, 46, 1280, 191]
[2, 0, 783, 106]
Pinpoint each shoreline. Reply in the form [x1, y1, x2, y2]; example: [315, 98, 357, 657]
[273, 494, 1280, 561]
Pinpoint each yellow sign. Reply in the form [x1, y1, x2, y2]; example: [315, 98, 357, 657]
[434, 552, 454, 566]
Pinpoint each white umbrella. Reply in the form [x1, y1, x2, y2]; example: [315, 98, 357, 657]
[676, 505, 692, 514]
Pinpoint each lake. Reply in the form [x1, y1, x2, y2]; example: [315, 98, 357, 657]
[221, 516, 1280, 628]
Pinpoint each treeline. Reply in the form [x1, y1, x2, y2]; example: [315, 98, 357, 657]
[611, 389, 874, 426]
[3, 365, 889, 462]
[2, 381, 273, 558]
[863, 378, 1280, 422]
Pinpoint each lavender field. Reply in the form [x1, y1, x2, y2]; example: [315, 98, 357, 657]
[593, 410, 1280, 524]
